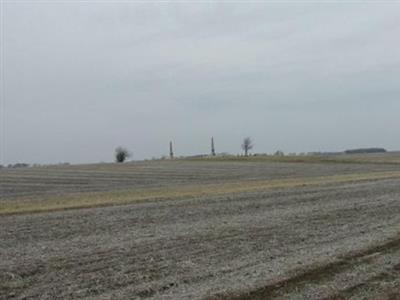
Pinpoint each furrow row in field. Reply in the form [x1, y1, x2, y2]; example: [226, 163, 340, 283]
[218, 236, 400, 300]
[2, 177, 400, 299]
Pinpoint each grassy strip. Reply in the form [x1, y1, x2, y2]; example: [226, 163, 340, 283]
[2, 171, 400, 216]
[185, 155, 400, 165]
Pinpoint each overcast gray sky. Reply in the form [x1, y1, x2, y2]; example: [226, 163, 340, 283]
[1, 1, 400, 164]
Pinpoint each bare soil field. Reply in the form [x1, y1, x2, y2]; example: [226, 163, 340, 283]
[1, 157, 400, 299]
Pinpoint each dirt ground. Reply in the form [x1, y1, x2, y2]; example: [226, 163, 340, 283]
[2, 160, 400, 201]
[1, 159, 400, 299]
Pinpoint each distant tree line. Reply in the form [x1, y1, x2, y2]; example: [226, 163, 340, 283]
[1, 144, 390, 168]
[0, 162, 71, 169]
[344, 148, 387, 154]
[113, 142, 389, 163]
[1, 163, 30, 169]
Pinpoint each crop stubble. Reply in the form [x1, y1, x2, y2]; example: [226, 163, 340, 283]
[1, 160, 400, 299]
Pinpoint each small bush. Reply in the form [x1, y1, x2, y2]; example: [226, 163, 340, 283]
[115, 147, 131, 163]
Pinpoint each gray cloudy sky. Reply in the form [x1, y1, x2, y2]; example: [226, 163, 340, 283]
[1, 1, 400, 164]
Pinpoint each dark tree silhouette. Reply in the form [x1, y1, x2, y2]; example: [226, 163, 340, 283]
[169, 141, 174, 159]
[115, 146, 131, 163]
[241, 137, 253, 156]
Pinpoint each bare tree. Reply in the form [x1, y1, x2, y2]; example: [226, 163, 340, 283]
[115, 146, 131, 163]
[241, 137, 253, 156]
